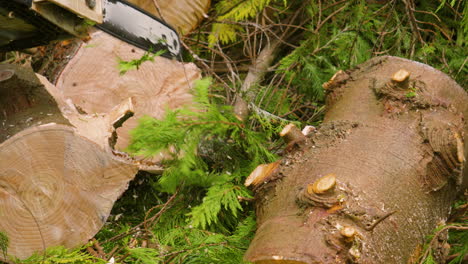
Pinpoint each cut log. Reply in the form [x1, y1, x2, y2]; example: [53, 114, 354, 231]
[126, 0, 211, 34]
[55, 31, 201, 169]
[244, 56, 467, 263]
[0, 64, 138, 260]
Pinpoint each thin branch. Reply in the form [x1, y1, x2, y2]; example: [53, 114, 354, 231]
[249, 103, 292, 123]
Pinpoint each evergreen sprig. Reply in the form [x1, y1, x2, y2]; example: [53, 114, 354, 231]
[16, 246, 105, 264]
[128, 77, 275, 229]
[209, 0, 287, 45]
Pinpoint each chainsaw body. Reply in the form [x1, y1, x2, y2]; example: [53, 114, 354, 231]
[0, 0, 181, 58]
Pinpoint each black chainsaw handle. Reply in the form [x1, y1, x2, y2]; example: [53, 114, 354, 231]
[12, 0, 32, 7]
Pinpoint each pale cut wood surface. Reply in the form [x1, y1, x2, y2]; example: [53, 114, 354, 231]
[0, 64, 138, 260]
[0, 125, 137, 260]
[127, 0, 211, 34]
[56, 31, 201, 164]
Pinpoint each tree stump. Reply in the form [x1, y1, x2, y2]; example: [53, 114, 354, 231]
[244, 56, 467, 263]
[0, 64, 138, 260]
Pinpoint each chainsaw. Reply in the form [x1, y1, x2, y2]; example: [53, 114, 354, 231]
[0, 0, 181, 59]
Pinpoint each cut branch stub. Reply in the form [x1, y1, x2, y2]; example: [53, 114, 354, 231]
[391, 69, 410, 89]
[307, 173, 336, 194]
[245, 161, 280, 188]
[280, 124, 306, 144]
[391, 69, 410, 83]
[340, 226, 357, 239]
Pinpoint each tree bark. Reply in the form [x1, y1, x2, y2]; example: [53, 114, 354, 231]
[0, 64, 138, 260]
[244, 56, 467, 263]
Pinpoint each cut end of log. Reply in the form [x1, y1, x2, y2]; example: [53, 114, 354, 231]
[391, 69, 410, 83]
[307, 173, 336, 194]
[245, 161, 280, 187]
[55, 31, 201, 170]
[0, 125, 137, 260]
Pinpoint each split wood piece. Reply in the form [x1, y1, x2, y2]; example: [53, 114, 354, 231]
[37, 74, 135, 151]
[245, 56, 467, 264]
[280, 124, 306, 144]
[245, 161, 280, 187]
[55, 31, 201, 168]
[0, 64, 138, 260]
[126, 0, 211, 34]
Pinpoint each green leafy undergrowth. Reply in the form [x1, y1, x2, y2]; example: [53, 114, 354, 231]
[277, 0, 468, 103]
[13, 245, 105, 264]
[418, 223, 468, 264]
[209, 0, 287, 45]
[0, 231, 8, 261]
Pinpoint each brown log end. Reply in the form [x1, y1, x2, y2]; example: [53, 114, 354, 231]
[0, 125, 137, 260]
[55, 31, 201, 170]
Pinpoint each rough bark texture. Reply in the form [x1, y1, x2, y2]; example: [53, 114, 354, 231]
[0, 64, 138, 260]
[245, 56, 467, 264]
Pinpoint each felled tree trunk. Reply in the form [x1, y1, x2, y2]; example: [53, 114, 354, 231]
[0, 64, 138, 260]
[244, 56, 467, 263]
